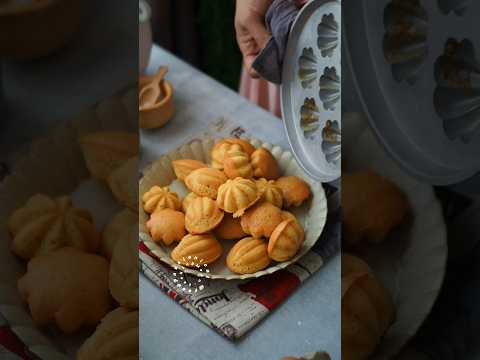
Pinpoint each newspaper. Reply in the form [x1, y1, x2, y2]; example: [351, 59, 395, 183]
[139, 119, 341, 340]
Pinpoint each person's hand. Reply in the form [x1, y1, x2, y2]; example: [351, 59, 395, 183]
[235, 0, 273, 78]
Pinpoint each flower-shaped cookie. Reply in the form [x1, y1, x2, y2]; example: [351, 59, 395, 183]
[18, 248, 111, 333]
[146, 209, 186, 246]
[142, 185, 181, 214]
[8, 194, 100, 260]
[210, 138, 255, 169]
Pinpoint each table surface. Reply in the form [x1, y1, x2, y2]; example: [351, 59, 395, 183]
[139, 45, 341, 360]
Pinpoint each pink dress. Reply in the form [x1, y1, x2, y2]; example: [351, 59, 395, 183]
[239, 66, 282, 118]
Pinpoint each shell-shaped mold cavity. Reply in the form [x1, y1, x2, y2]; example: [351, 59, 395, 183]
[438, 0, 472, 16]
[383, 0, 429, 85]
[321, 120, 341, 164]
[298, 47, 318, 89]
[434, 38, 480, 143]
[300, 98, 320, 138]
[319, 67, 340, 111]
[317, 13, 338, 58]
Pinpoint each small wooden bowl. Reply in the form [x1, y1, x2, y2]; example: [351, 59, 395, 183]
[139, 75, 175, 129]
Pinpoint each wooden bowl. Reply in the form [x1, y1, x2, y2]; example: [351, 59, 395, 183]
[0, 0, 82, 59]
[139, 75, 174, 129]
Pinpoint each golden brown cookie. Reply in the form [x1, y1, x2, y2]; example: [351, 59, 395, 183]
[8, 194, 100, 260]
[77, 307, 139, 360]
[342, 171, 409, 247]
[109, 227, 138, 309]
[210, 138, 255, 169]
[251, 148, 280, 180]
[268, 217, 304, 262]
[223, 147, 253, 179]
[142, 185, 181, 214]
[182, 192, 199, 213]
[102, 208, 137, 259]
[146, 209, 186, 246]
[18, 247, 111, 333]
[79, 132, 138, 181]
[256, 178, 283, 208]
[172, 159, 208, 181]
[211, 141, 242, 170]
[342, 254, 395, 360]
[275, 176, 311, 207]
[213, 213, 247, 240]
[185, 196, 224, 234]
[217, 178, 260, 217]
[107, 156, 138, 211]
[225, 138, 255, 156]
[226, 237, 270, 274]
[240, 202, 283, 238]
[184, 167, 227, 199]
[171, 234, 222, 267]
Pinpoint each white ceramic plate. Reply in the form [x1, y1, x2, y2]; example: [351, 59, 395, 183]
[139, 138, 328, 280]
[343, 113, 448, 359]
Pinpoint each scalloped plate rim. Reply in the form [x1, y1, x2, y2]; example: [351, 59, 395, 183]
[139, 137, 328, 280]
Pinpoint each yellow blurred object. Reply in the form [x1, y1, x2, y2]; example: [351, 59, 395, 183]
[342, 254, 395, 360]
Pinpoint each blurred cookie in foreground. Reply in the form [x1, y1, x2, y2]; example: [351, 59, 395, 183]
[77, 307, 138, 360]
[342, 170, 409, 248]
[18, 248, 111, 333]
[342, 254, 395, 360]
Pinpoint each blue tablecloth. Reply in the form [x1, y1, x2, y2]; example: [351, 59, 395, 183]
[139, 46, 341, 360]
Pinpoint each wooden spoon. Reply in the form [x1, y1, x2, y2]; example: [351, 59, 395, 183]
[139, 66, 168, 109]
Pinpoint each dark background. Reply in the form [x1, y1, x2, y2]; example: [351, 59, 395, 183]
[150, 0, 242, 90]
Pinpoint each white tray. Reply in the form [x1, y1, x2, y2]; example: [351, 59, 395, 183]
[139, 138, 328, 280]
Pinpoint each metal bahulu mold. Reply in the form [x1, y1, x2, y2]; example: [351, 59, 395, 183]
[434, 38, 480, 143]
[317, 13, 338, 58]
[319, 66, 340, 111]
[300, 97, 321, 138]
[437, 0, 472, 16]
[383, 0, 429, 85]
[321, 120, 341, 164]
[282, 0, 341, 182]
[298, 47, 318, 89]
